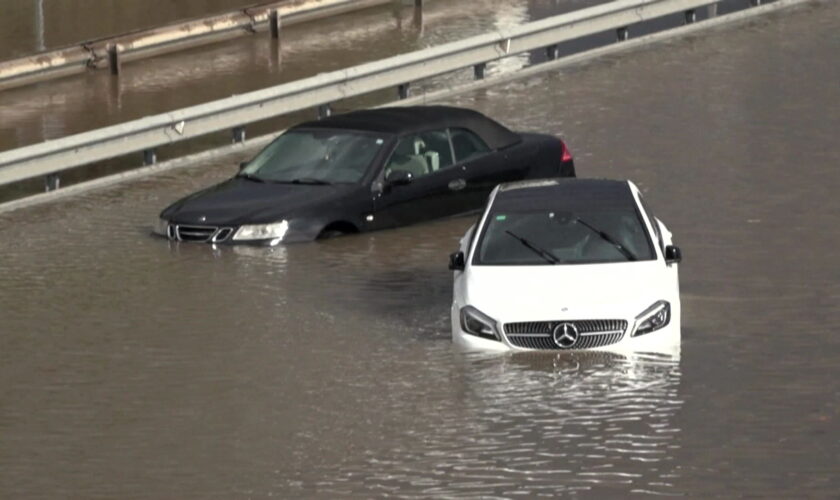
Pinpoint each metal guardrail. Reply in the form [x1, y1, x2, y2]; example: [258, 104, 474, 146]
[0, 0, 398, 91]
[0, 0, 765, 190]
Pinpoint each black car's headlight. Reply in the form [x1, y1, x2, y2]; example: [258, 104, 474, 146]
[233, 220, 289, 242]
[460, 306, 500, 341]
[632, 301, 671, 337]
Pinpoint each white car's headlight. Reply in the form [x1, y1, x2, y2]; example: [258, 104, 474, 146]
[460, 306, 500, 341]
[153, 218, 169, 236]
[632, 300, 671, 337]
[233, 220, 289, 242]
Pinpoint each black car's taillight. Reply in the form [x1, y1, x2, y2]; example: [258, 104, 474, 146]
[561, 141, 573, 163]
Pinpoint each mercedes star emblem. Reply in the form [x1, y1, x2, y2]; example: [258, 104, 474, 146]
[553, 322, 579, 348]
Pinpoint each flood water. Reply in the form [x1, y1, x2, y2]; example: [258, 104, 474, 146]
[1, 1, 839, 498]
[0, 0, 618, 153]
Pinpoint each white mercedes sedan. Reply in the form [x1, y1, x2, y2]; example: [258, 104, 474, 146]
[449, 178, 682, 352]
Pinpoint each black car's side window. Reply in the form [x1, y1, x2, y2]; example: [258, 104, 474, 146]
[450, 128, 490, 163]
[385, 129, 454, 179]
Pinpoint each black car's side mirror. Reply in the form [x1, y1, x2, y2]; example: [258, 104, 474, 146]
[239, 162, 248, 172]
[449, 251, 465, 271]
[385, 169, 413, 187]
[665, 245, 682, 264]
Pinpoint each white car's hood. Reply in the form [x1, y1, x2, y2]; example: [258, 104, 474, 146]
[463, 261, 676, 322]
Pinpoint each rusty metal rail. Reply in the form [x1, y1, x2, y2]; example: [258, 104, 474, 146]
[0, 0, 809, 194]
[0, 0, 401, 91]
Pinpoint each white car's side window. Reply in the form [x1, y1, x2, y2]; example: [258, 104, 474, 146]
[657, 219, 673, 247]
[638, 196, 664, 254]
[460, 224, 476, 253]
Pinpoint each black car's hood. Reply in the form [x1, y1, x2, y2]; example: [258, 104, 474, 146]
[161, 178, 359, 225]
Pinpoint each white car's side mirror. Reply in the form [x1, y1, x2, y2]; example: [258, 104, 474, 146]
[665, 245, 682, 264]
[449, 251, 466, 271]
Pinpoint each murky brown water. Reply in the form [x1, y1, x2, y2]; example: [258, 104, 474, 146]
[1, 1, 839, 498]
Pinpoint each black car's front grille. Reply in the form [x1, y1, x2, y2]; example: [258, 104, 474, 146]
[169, 224, 233, 243]
[213, 227, 233, 242]
[503, 320, 628, 350]
[176, 224, 215, 241]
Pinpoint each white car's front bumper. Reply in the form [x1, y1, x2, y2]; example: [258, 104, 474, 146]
[451, 302, 680, 353]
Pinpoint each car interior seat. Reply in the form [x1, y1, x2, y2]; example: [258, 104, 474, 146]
[393, 155, 429, 177]
[424, 150, 440, 171]
[387, 154, 429, 178]
[387, 138, 431, 178]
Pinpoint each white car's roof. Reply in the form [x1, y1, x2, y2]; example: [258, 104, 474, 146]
[493, 178, 635, 211]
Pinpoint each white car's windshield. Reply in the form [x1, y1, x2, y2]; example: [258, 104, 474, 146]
[475, 208, 655, 265]
[241, 129, 386, 184]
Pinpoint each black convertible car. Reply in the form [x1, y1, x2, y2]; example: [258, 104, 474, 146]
[154, 106, 575, 244]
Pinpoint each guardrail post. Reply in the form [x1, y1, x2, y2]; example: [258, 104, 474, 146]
[749, 0, 762, 5]
[546, 44, 560, 60]
[232, 126, 246, 143]
[45, 174, 60, 192]
[616, 27, 629, 42]
[684, 9, 696, 24]
[398, 83, 411, 99]
[143, 149, 157, 165]
[107, 43, 121, 75]
[317, 104, 332, 119]
[473, 63, 486, 80]
[414, 0, 424, 25]
[270, 9, 282, 43]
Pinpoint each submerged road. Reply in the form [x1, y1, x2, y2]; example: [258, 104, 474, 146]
[1, 1, 839, 497]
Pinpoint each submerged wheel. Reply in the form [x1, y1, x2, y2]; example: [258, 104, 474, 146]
[318, 229, 345, 239]
[317, 221, 358, 240]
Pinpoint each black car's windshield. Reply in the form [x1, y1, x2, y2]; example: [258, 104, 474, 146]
[240, 129, 387, 183]
[475, 208, 655, 265]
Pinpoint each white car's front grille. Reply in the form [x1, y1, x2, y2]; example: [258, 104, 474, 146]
[503, 320, 628, 350]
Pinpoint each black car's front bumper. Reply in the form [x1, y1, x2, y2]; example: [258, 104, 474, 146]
[154, 219, 323, 245]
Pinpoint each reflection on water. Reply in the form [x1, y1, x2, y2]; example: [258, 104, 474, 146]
[296, 349, 684, 498]
[1, 2, 839, 498]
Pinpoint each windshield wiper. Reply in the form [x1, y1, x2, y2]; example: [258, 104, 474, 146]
[290, 178, 332, 185]
[573, 217, 638, 261]
[504, 230, 561, 265]
[237, 173, 265, 183]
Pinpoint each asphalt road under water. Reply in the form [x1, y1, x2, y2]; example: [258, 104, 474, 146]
[1, 1, 839, 497]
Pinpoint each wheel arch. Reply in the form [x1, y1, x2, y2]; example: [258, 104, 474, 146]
[317, 220, 360, 239]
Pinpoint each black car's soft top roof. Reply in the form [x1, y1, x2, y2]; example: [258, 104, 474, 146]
[493, 179, 636, 212]
[293, 106, 522, 150]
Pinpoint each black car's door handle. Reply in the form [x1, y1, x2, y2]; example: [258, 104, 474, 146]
[448, 178, 467, 191]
